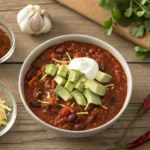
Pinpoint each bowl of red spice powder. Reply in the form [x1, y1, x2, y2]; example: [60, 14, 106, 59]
[0, 22, 15, 63]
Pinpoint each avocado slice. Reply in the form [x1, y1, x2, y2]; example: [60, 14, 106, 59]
[71, 90, 87, 106]
[54, 75, 66, 86]
[57, 65, 69, 78]
[84, 80, 106, 96]
[68, 69, 81, 82]
[45, 64, 58, 76]
[84, 89, 101, 105]
[54, 85, 72, 101]
[95, 71, 112, 83]
[65, 81, 74, 92]
[74, 76, 87, 92]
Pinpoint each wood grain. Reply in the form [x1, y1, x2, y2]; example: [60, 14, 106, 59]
[0, 64, 150, 150]
[0, 1, 150, 150]
[0, 0, 56, 11]
[56, 0, 149, 49]
[0, 1, 149, 63]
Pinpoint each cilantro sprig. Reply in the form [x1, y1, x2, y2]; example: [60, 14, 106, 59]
[99, 0, 150, 59]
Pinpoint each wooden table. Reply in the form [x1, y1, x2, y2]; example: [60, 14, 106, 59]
[0, 1, 150, 150]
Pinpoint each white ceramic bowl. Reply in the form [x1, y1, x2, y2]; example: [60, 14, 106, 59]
[19, 35, 132, 137]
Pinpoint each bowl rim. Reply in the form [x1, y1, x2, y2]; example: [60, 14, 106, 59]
[0, 22, 16, 63]
[0, 83, 17, 136]
[19, 34, 132, 134]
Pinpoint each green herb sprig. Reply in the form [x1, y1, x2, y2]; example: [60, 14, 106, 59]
[99, 0, 150, 59]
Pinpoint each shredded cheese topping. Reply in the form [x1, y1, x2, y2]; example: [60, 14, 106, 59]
[71, 102, 75, 108]
[38, 99, 50, 104]
[0, 98, 11, 126]
[58, 104, 66, 108]
[76, 112, 89, 115]
[46, 92, 50, 99]
[52, 58, 70, 63]
[66, 52, 72, 61]
[40, 74, 47, 81]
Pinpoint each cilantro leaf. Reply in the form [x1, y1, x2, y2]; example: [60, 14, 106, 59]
[143, 5, 150, 16]
[103, 18, 113, 35]
[112, 9, 122, 21]
[129, 25, 145, 37]
[144, 20, 150, 31]
[117, 0, 130, 12]
[140, 0, 148, 5]
[118, 18, 131, 27]
[135, 46, 150, 59]
[99, 0, 150, 59]
[124, 7, 132, 17]
[98, 0, 116, 12]
[136, 10, 145, 17]
[124, 0, 133, 17]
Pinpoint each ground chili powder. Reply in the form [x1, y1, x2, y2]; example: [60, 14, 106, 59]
[0, 29, 11, 58]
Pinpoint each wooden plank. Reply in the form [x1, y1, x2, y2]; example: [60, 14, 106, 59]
[0, 64, 150, 150]
[56, 0, 149, 49]
[0, 0, 55, 11]
[0, 3, 148, 63]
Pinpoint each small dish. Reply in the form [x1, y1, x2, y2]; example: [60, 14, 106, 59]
[0, 83, 17, 136]
[0, 22, 15, 63]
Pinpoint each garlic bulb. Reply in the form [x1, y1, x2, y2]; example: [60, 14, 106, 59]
[17, 5, 52, 35]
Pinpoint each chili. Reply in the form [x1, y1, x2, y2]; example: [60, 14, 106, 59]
[24, 41, 127, 131]
[118, 94, 150, 143]
[0, 29, 11, 58]
[107, 131, 150, 150]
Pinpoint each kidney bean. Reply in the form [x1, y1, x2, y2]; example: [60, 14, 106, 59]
[67, 113, 77, 123]
[30, 101, 41, 108]
[110, 96, 115, 106]
[26, 69, 36, 80]
[75, 124, 85, 130]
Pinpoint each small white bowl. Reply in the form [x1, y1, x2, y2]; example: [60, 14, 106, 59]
[19, 35, 132, 137]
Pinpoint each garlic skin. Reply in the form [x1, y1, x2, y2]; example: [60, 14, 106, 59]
[17, 5, 52, 35]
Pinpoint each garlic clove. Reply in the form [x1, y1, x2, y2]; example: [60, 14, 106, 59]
[33, 5, 41, 14]
[38, 16, 52, 34]
[30, 13, 44, 33]
[17, 4, 52, 35]
[17, 5, 34, 25]
[19, 11, 34, 34]
[41, 9, 51, 19]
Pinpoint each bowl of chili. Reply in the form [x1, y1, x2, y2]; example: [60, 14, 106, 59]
[19, 34, 132, 137]
[0, 22, 15, 63]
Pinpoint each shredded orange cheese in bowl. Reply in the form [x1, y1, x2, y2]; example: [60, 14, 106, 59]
[0, 98, 11, 126]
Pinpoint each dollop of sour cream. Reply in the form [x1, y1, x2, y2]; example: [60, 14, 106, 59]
[68, 57, 99, 79]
